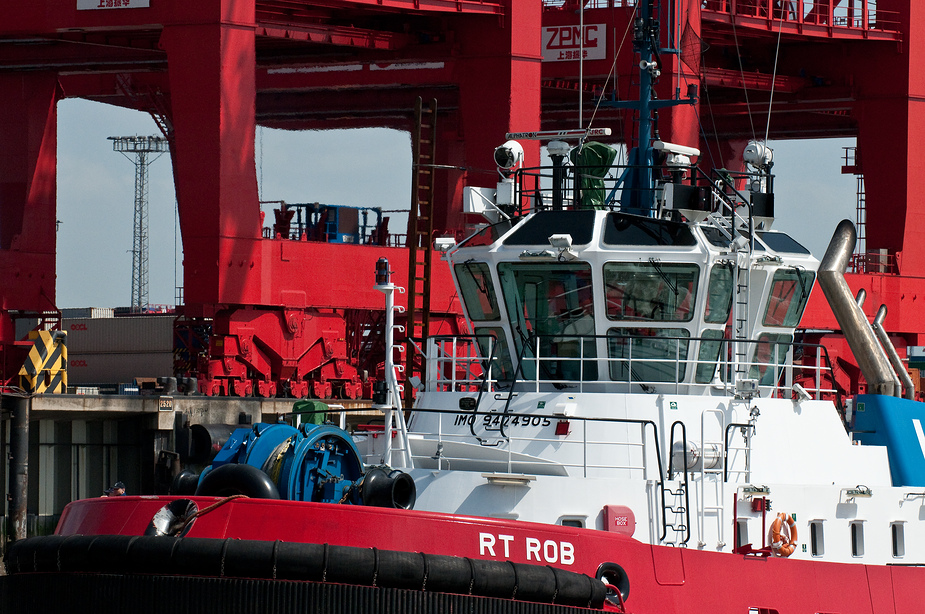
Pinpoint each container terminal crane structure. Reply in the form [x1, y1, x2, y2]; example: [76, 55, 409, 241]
[0, 1, 920, 400]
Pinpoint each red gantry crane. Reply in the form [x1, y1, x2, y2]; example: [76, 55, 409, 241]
[0, 1, 921, 400]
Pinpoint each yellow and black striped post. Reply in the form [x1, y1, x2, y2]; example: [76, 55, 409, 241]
[19, 330, 68, 394]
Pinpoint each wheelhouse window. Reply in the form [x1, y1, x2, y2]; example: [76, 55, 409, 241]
[502, 210, 596, 246]
[455, 262, 500, 321]
[757, 231, 810, 255]
[763, 268, 815, 327]
[704, 263, 734, 324]
[473, 327, 514, 381]
[749, 333, 793, 387]
[604, 262, 699, 322]
[695, 329, 725, 384]
[603, 213, 698, 247]
[607, 328, 690, 383]
[497, 262, 596, 381]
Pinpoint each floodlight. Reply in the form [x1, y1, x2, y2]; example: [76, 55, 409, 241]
[494, 140, 524, 170]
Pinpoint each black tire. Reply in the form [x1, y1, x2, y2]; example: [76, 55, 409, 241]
[170, 470, 200, 496]
[194, 464, 280, 499]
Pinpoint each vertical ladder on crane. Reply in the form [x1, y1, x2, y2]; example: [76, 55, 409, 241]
[842, 146, 866, 260]
[856, 174, 866, 258]
[405, 97, 438, 408]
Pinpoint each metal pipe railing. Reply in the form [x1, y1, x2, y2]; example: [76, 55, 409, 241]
[427, 333, 841, 401]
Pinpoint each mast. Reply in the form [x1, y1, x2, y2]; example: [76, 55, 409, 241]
[601, 0, 696, 217]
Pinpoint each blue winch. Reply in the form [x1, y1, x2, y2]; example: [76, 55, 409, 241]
[191, 422, 416, 509]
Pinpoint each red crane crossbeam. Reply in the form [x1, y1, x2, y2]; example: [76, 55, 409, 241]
[702, 0, 902, 41]
[257, 20, 411, 50]
[258, 0, 503, 16]
[703, 67, 807, 93]
[2, 0, 924, 403]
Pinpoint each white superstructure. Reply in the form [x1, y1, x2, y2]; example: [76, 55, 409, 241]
[359, 144, 925, 567]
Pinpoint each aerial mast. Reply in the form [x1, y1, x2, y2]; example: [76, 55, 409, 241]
[601, 0, 697, 216]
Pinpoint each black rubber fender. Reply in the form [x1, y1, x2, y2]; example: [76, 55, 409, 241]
[170, 470, 200, 496]
[361, 466, 417, 509]
[194, 463, 280, 499]
[595, 561, 629, 605]
[6, 535, 607, 609]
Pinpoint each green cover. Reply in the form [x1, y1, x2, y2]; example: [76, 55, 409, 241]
[293, 399, 328, 425]
[569, 141, 617, 210]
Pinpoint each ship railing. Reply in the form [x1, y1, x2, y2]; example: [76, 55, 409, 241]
[850, 250, 898, 275]
[262, 225, 407, 248]
[695, 166, 761, 217]
[510, 163, 672, 215]
[425, 333, 840, 403]
[509, 160, 766, 225]
[396, 406, 665, 482]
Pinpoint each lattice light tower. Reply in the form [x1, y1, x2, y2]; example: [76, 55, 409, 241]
[109, 135, 169, 312]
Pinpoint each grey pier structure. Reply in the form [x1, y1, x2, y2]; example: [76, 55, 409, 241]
[0, 392, 373, 548]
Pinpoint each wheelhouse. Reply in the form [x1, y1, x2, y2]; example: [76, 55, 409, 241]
[447, 209, 817, 397]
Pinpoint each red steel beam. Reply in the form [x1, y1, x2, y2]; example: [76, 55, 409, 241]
[701, 1, 902, 41]
[259, 59, 456, 91]
[258, 0, 503, 15]
[256, 20, 412, 50]
[8, 0, 925, 394]
[5, 0, 501, 41]
[703, 67, 808, 93]
[159, 1, 262, 312]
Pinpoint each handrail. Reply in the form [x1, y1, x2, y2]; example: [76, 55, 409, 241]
[850, 251, 898, 275]
[399, 405, 666, 484]
[427, 333, 841, 401]
[509, 158, 766, 219]
[724, 422, 755, 482]
[664, 420, 692, 544]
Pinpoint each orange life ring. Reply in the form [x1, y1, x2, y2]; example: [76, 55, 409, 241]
[770, 512, 798, 557]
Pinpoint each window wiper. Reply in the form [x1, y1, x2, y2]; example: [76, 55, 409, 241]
[648, 257, 678, 296]
[464, 259, 489, 294]
[791, 266, 808, 300]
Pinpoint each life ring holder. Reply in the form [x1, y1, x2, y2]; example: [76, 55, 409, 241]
[770, 512, 798, 557]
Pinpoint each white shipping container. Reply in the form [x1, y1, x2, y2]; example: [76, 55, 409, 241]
[61, 307, 115, 319]
[67, 351, 174, 384]
[91, 307, 116, 319]
[62, 315, 174, 354]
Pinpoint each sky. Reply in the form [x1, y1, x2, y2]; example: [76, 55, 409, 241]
[56, 99, 413, 308]
[55, 98, 857, 308]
